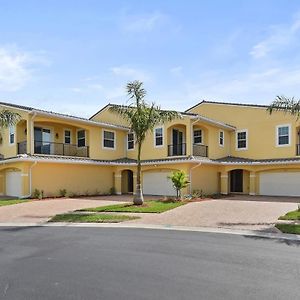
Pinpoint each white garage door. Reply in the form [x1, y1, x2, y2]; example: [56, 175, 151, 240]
[143, 172, 176, 196]
[6, 171, 22, 197]
[260, 172, 300, 197]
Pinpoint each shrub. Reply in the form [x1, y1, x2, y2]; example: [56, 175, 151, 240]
[32, 189, 41, 199]
[59, 189, 67, 197]
[168, 170, 190, 199]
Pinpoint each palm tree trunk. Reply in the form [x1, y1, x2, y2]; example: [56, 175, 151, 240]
[133, 142, 144, 205]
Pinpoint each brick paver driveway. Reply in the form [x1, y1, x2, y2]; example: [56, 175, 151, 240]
[0, 198, 125, 224]
[127, 197, 299, 232]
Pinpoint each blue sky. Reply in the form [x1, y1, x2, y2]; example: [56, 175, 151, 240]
[1, 0, 300, 117]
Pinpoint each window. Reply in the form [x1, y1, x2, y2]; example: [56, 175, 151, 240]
[9, 126, 15, 145]
[236, 130, 247, 150]
[127, 133, 134, 150]
[219, 131, 224, 146]
[193, 129, 202, 144]
[277, 125, 290, 146]
[77, 130, 85, 147]
[154, 127, 163, 147]
[64, 130, 71, 144]
[103, 130, 115, 149]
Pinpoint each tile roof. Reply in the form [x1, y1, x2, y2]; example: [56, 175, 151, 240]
[214, 156, 300, 164]
[185, 100, 269, 112]
[0, 101, 129, 130]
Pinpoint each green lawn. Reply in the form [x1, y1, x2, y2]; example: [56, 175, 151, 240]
[78, 200, 185, 214]
[49, 213, 139, 223]
[275, 223, 300, 234]
[279, 210, 300, 220]
[0, 199, 28, 207]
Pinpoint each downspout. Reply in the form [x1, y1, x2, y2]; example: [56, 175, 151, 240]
[189, 162, 201, 194]
[21, 161, 37, 199]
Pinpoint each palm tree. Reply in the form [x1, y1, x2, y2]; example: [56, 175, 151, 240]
[110, 80, 181, 205]
[267, 95, 300, 117]
[0, 109, 21, 128]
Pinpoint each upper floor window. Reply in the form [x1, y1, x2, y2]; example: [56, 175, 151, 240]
[236, 130, 247, 150]
[154, 127, 163, 147]
[103, 130, 115, 149]
[276, 124, 290, 146]
[77, 130, 85, 147]
[219, 131, 224, 146]
[64, 130, 71, 144]
[127, 133, 134, 150]
[193, 129, 202, 144]
[9, 125, 15, 145]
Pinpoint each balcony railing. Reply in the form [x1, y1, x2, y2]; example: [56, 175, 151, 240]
[18, 141, 89, 158]
[193, 144, 208, 157]
[168, 143, 186, 156]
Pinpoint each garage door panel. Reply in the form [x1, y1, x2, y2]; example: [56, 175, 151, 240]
[260, 172, 300, 197]
[143, 172, 175, 196]
[6, 171, 22, 197]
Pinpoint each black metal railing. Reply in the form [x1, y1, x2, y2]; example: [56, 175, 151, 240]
[17, 141, 27, 154]
[168, 143, 186, 156]
[296, 144, 300, 156]
[34, 141, 89, 157]
[193, 144, 208, 157]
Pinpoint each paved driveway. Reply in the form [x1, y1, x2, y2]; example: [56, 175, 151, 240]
[128, 198, 298, 232]
[0, 198, 124, 224]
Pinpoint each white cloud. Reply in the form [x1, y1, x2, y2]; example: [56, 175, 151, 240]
[0, 46, 48, 91]
[122, 11, 168, 33]
[250, 14, 300, 59]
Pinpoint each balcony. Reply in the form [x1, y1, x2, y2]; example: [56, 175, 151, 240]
[168, 143, 186, 156]
[193, 144, 208, 157]
[17, 141, 89, 158]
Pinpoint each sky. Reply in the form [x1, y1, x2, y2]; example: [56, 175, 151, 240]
[1, 0, 300, 117]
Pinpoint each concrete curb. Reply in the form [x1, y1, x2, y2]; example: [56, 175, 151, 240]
[0, 222, 300, 241]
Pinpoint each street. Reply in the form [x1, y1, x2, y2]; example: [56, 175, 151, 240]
[0, 226, 299, 300]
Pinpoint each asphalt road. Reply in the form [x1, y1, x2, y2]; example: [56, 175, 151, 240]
[0, 227, 299, 300]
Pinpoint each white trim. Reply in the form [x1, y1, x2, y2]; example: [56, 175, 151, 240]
[127, 132, 135, 151]
[102, 129, 116, 150]
[76, 129, 86, 147]
[154, 126, 164, 148]
[220, 175, 228, 178]
[8, 125, 16, 146]
[219, 130, 224, 147]
[275, 124, 291, 147]
[236, 129, 248, 151]
[64, 128, 72, 144]
[193, 128, 204, 145]
[21, 173, 29, 177]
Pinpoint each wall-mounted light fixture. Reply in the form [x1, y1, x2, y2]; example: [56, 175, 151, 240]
[55, 133, 59, 139]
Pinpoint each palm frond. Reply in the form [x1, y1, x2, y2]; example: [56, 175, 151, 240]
[267, 96, 300, 119]
[0, 110, 21, 128]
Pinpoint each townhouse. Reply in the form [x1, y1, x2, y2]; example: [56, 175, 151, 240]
[0, 100, 299, 198]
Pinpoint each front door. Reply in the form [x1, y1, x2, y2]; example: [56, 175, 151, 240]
[172, 129, 183, 155]
[34, 127, 52, 154]
[230, 169, 243, 193]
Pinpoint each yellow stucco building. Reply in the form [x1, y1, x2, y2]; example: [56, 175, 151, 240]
[0, 100, 299, 198]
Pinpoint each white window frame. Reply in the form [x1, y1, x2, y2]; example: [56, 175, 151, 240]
[102, 129, 116, 150]
[9, 125, 15, 146]
[127, 132, 135, 151]
[77, 129, 86, 147]
[236, 129, 248, 151]
[219, 130, 224, 147]
[276, 124, 291, 147]
[64, 129, 72, 144]
[193, 129, 203, 145]
[154, 126, 164, 148]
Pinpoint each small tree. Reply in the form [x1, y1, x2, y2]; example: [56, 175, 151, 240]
[168, 170, 190, 199]
[110, 80, 180, 205]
